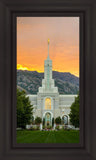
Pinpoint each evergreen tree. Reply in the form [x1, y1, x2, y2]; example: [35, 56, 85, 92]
[17, 89, 33, 129]
[43, 118, 45, 126]
[69, 93, 79, 128]
[52, 118, 54, 127]
[31, 116, 34, 124]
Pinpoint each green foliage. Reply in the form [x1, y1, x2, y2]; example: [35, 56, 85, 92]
[29, 126, 34, 131]
[43, 118, 45, 126]
[69, 93, 79, 128]
[52, 118, 54, 127]
[29, 126, 40, 131]
[55, 125, 60, 130]
[17, 89, 33, 129]
[47, 126, 52, 129]
[31, 116, 35, 124]
[55, 116, 61, 124]
[43, 126, 45, 129]
[36, 126, 40, 130]
[35, 117, 42, 124]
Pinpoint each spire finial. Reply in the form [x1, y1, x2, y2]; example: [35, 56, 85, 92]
[48, 39, 50, 44]
[47, 39, 50, 59]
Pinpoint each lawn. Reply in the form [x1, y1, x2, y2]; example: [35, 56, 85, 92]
[17, 130, 79, 143]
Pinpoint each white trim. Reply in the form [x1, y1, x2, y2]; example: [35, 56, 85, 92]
[43, 111, 53, 118]
[61, 114, 69, 119]
[59, 95, 77, 97]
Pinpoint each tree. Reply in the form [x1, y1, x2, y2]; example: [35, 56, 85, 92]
[43, 118, 45, 126]
[35, 117, 42, 125]
[55, 116, 61, 124]
[31, 116, 35, 124]
[69, 93, 79, 128]
[17, 89, 33, 129]
[52, 118, 54, 127]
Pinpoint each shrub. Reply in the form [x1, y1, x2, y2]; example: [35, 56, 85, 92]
[55, 125, 60, 130]
[43, 118, 45, 126]
[62, 126, 64, 130]
[52, 118, 54, 127]
[43, 126, 45, 129]
[29, 126, 35, 131]
[35, 117, 42, 125]
[36, 126, 40, 130]
[55, 117, 61, 124]
[47, 126, 52, 129]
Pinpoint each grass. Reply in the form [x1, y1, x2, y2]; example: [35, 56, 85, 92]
[17, 130, 79, 143]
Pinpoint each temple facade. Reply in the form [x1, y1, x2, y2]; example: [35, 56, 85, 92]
[27, 40, 77, 126]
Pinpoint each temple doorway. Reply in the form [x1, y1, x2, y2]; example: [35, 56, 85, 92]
[45, 112, 51, 126]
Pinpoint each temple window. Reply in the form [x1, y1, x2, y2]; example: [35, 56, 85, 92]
[45, 98, 51, 110]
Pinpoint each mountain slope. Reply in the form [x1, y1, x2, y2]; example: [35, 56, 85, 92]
[17, 70, 79, 94]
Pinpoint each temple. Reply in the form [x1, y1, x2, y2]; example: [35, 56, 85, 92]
[27, 40, 77, 126]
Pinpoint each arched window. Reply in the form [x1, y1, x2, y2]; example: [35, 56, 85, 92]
[45, 98, 51, 110]
[62, 115, 68, 125]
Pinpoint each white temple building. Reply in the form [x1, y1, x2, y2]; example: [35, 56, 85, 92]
[27, 40, 77, 126]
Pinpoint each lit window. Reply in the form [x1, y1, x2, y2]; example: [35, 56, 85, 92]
[45, 98, 51, 110]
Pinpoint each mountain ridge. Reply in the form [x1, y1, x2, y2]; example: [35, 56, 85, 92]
[17, 70, 79, 94]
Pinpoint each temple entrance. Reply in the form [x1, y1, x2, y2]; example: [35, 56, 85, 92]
[45, 112, 51, 126]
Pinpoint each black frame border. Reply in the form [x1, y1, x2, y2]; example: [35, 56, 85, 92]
[0, 0, 96, 160]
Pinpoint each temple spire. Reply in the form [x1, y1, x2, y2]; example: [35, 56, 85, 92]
[47, 39, 50, 59]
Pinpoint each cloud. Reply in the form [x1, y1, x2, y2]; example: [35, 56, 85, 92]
[17, 17, 79, 77]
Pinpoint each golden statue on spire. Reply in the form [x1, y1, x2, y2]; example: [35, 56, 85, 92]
[48, 39, 50, 44]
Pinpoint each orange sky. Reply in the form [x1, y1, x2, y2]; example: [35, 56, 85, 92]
[17, 17, 79, 77]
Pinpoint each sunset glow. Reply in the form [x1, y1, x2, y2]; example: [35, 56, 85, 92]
[17, 17, 79, 77]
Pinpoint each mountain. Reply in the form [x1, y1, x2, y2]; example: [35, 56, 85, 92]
[17, 70, 79, 94]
